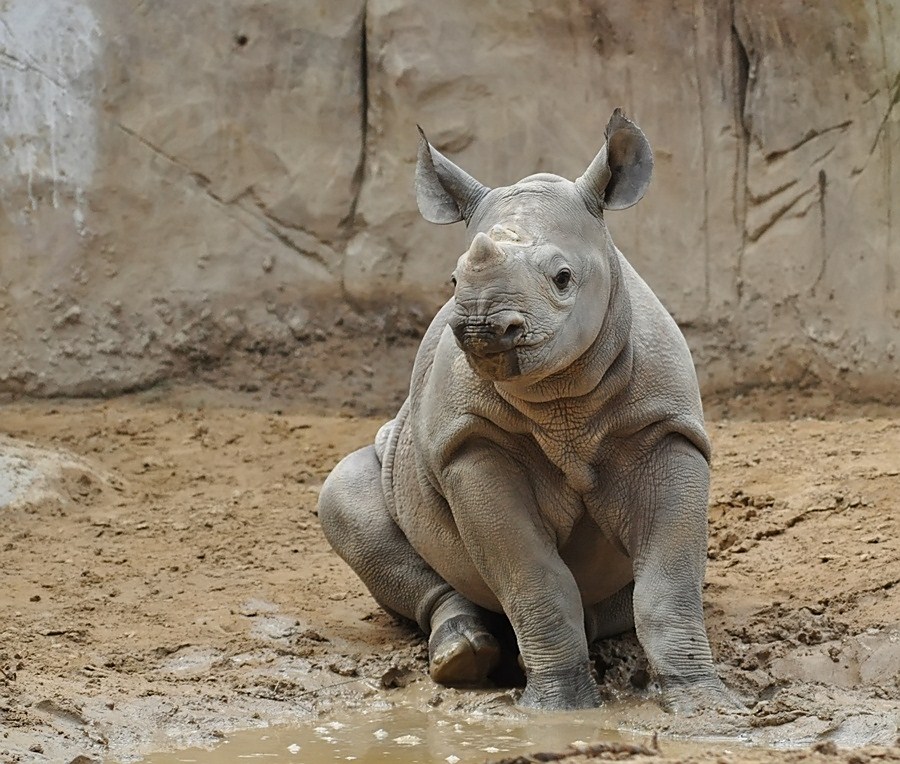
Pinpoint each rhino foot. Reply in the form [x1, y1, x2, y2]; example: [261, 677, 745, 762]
[429, 615, 501, 686]
[661, 677, 747, 717]
[518, 663, 601, 710]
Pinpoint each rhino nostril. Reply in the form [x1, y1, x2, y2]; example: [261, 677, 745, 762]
[450, 318, 467, 345]
[500, 323, 524, 344]
[496, 311, 525, 339]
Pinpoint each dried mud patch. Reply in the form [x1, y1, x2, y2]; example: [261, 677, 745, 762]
[0, 389, 897, 762]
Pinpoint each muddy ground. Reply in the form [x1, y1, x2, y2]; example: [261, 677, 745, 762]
[0, 351, 898, 763]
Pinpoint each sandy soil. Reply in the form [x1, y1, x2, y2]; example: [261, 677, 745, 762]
[0, 377, 898, 763]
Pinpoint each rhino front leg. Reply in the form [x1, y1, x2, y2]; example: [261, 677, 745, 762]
[624, 435, 738, 713]
[318, 445, 500, 685]
[442, 440, 600, 710]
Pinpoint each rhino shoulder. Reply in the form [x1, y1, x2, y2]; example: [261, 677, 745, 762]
[408, 299, 456, 394]
[617, 254, 711, 459]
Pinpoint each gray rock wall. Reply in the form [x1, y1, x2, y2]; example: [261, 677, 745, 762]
[0, 0, 897, 398]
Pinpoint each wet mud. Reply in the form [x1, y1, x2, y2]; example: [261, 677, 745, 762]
[0, 384, 897, 763]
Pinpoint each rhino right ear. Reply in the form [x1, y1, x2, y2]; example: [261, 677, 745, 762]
[415, 127, 489, 225]
[575, 108, 653, 215]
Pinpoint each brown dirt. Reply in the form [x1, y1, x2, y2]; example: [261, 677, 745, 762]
[0, 377, 898, 763]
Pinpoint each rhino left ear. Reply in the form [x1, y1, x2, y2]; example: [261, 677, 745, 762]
[576, 108, 653, 214]
[415, 126, 490, 225]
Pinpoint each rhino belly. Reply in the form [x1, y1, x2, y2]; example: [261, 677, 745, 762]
[560, 515, 634, 605]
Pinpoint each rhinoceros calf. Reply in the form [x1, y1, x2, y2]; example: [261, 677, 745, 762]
[319, 109, 734, 711]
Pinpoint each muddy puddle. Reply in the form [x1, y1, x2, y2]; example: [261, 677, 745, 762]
[117, 670, 900, 764]
[129, 691, 745, 764]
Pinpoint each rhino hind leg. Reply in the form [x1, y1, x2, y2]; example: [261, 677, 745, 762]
[428, 593, 501, 685]
[318, 445, 499, 685]
[585, 582, 635, 644]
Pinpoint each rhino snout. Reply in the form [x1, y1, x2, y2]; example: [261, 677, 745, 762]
[450, 311, 525, 357]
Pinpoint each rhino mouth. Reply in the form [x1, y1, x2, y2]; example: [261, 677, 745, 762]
[464, 347, 522, 380]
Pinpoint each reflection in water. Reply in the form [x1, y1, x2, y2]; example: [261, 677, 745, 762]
[134, 691, 741, 764]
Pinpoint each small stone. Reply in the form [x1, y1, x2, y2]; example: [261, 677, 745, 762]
[54, 305, 82, 327]
[287, 743, 301, 754]
[630, 668, 651, 689]
[380, 666, 415, 689]
[29, 743, 44, 753]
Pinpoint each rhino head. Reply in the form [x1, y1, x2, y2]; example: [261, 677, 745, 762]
[415, 109, 653, 383]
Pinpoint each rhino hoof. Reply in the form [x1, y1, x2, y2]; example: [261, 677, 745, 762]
[429, 615, 501, 686]
[517, 663, 602, 710]
[662, 679, 746, 717]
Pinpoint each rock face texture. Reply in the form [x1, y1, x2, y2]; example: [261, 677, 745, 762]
[0, 0, 362, 394]
[0, 0, 897, 398]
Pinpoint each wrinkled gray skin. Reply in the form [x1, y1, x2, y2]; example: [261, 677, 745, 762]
[319, 109, 736, 712]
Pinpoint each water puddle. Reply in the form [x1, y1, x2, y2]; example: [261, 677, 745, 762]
[131, 691, 747, 764]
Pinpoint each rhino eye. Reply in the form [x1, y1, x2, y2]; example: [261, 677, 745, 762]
[450, 274, 457, 287]
[552, 268, 572, 290]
